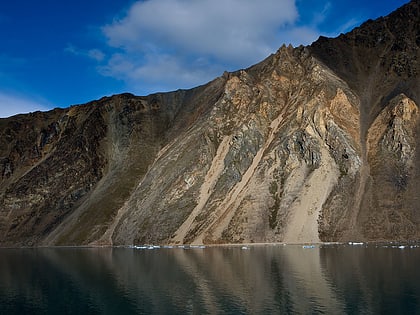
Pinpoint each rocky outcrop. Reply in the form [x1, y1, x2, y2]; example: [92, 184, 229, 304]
[363, 94, 419, 240]
[0, 1, 419, 246]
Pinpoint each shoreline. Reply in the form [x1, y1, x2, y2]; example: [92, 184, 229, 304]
[1, 240, 420, 250]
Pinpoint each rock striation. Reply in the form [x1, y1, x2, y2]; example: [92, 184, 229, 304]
[0, 0, 419, 246]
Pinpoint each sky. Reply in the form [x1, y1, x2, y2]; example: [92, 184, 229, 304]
[0, 0, 409, 118]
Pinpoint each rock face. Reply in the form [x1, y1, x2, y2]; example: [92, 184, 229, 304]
[0, 1, 419, 246]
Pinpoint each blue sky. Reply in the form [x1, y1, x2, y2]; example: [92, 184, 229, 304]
[0, 0, 409, 117]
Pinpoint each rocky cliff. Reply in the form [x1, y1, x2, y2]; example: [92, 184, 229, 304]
[1, 0, 419, 246]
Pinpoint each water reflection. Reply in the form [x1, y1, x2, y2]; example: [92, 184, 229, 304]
[0, 245, 419, 314]
[319, 245, 420, 314]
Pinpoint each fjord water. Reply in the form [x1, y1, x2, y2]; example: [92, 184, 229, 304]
[0, 245, 419, 314]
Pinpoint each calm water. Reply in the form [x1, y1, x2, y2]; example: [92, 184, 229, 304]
[0, 244, 419, 314]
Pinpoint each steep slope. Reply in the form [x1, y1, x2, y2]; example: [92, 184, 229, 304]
[104, 46, 362, 245]
[0, 83, 226, 246]
[0, 0, 419, 246]
[311, 0, 420, 240]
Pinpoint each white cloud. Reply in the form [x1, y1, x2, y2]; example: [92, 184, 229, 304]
[0, 92, 51, 118]
[103, 0, 298, 65]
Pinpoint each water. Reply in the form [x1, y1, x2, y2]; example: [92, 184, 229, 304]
[0, 244, 419, 314]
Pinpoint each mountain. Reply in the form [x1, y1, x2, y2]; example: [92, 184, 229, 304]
[1, 1, 419, 246]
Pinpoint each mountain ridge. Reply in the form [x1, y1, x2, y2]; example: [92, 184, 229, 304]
[0, 0, 419, 246]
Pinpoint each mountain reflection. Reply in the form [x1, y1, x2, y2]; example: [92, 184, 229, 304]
[0, 245, 419, 314]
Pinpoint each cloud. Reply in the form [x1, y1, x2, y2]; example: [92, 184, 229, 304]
[99, 52, 225, 93]
[65, 44, 105, 62]
[98, 0, 320, 93]
[0, 92, 51, 118]
[87, 49, 105, 62]
[337, 17, 363, 34]
[103, 0, 299, 64]
[310, 2, 332, 25]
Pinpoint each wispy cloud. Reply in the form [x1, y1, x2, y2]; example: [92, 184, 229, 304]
[337, 17, 364, 34]
[65, 44, 105, 62]
[311, 2, 332, 25]
[0, 92, 51, 118]
[87, 49, 105, 62]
